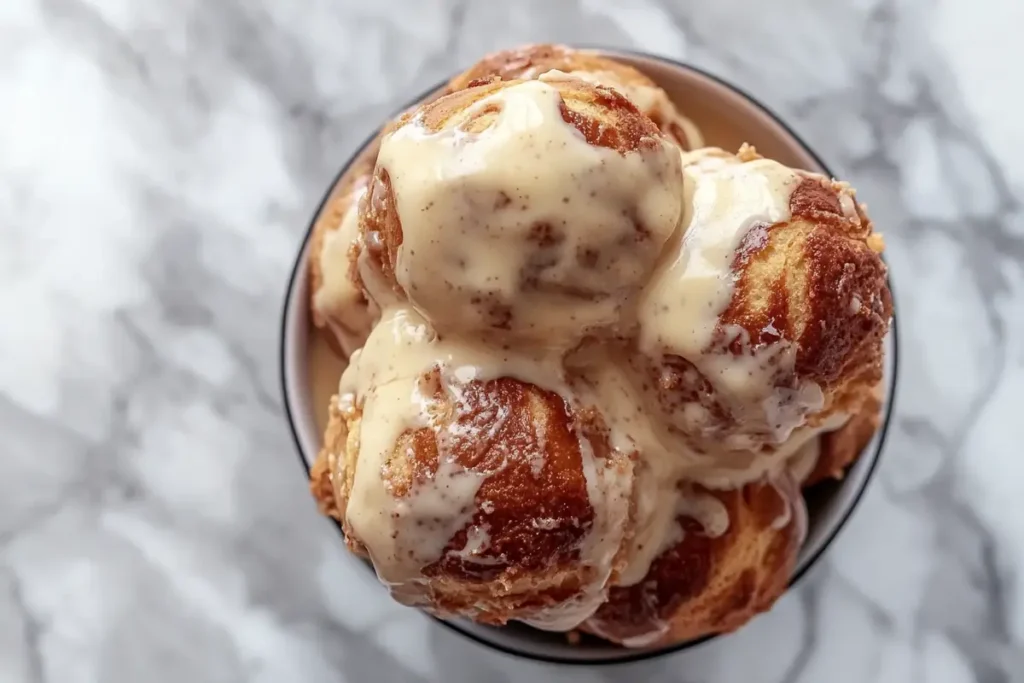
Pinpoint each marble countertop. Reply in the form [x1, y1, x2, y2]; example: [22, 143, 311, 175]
[3, 0, 1023, 681]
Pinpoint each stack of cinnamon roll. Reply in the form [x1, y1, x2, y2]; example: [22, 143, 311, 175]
[307, 44, 891, 647]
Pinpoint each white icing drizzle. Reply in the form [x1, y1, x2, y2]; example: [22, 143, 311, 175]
[314, 185, 380, 357]
[340, 306, 633, 627]
[374, 78, 683, 348]
[637, 149, 827, 451]
[563, 343, 843, 592]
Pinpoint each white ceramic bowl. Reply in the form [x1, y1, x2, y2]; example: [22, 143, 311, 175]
[280, 50, 898, 665]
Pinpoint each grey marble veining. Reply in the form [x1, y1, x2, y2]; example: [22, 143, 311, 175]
[2, 0, 1023, 681]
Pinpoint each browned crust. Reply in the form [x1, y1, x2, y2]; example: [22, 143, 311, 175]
[552, 81, 662, 153]
[805, 388, 883, 487]
[583, 479, 803, 645]
[446, 44, 697, 149]
[417, 373, 597, 580]
[310, 395, 347, 522]
[446, 44, 652, 93]
[638, 174, 893, 452]
[332, 371, 631, 623]
[360, 163, 403, 297]
[720, 177, 892, 390]
[309, 451, 338, 519]
[363, 77, 666, 296]
[409, 76, 660, 152]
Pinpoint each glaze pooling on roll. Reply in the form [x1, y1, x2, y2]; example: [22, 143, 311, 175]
[523, 421, 633, 631]
[340, 306, 563, 587]
[310, 175, 383, 357]
[637, 147, 847, 454]
[560, 69, 705, 149]
[561, 310, 844, 593]
[581, 471, 808, 647]
[338, 306, 634, 627]
[314, 185, 381, 357]
[375, 78, 684, 348]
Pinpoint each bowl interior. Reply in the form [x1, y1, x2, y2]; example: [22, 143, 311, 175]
[280, 51, 897, 665]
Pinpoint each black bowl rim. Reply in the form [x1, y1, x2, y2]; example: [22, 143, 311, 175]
[278, 48, 900, 666]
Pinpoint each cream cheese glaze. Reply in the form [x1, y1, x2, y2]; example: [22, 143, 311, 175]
[338, 306, 633, 626]
[565, 346, 833, 591]
[374, 77, 684, 348]
[638, 148, 827, 452]
[314, 185, 380, 357]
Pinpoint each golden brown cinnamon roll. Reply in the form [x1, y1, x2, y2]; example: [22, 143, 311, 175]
[360, 75, 684, 348]
[447, 44, 703, 150]
[312, 308, 633, 628]
[636, 146, 891, 464]
[583, 476, 805, 646]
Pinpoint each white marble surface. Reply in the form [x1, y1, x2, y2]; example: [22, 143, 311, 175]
[2, 0, 1023, 681]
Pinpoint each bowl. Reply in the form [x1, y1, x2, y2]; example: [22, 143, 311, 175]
[279, 48, 898, 665]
